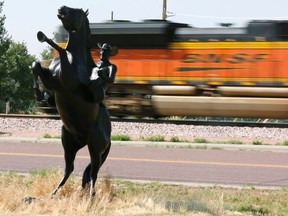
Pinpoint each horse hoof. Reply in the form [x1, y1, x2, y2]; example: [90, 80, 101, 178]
[23, 196, 36, 204]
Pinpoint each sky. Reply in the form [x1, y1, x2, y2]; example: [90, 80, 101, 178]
[3, 0, 288, 58]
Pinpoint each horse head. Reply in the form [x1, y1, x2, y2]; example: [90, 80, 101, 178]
[57, 6, 88, 34]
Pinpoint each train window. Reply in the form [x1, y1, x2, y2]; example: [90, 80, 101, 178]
[225, 39, 236, 41]
[277, 22, 288, 40]
[255, 36, 266, 41]
[208, 39, 219, 42]
[89, 21, 188, 49]
[248, 20, 288, 41]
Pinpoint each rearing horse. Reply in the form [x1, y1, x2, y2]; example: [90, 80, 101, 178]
[31, 6, 111, 198]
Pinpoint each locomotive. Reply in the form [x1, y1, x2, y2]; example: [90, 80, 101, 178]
[51, 19, 288, 118]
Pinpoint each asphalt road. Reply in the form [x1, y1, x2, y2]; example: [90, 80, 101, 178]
[1, 139, 288, 188]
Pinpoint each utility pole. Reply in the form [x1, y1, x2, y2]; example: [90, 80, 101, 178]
[111, 11, 114, 21]
[162, 0, 167, 20]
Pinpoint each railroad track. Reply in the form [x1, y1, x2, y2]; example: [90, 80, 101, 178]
[0, 114, 61, 120]
[1, 113, 288, 128]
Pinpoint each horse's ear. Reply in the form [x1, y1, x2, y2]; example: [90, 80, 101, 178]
[85, 9, 89, 16]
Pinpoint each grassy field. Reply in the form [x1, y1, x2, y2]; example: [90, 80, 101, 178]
[1, 169, 288, 216]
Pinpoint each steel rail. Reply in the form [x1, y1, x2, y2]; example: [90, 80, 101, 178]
[111, 117, 288, 128]
[0, 114, 60, 120]
[1, 114, 288, 128]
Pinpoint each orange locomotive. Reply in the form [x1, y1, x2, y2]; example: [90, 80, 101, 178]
[56, 20, 288, 118]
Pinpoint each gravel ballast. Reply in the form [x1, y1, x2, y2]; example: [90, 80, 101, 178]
[1, 117, 288, 145]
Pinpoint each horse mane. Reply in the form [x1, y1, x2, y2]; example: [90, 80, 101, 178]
[85, 17, 91, 45]
[84, 16, 96, 73]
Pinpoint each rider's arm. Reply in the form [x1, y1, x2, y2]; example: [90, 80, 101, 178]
[98, 65, 117, 83]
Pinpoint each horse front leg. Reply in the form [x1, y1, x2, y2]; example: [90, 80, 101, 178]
[82, 141, 111, 196]
[88, 154, 102, 198]
[31, 61, 45, 101]
[31, 61, 56, 92]
[87, 120, 111, 198]
[86, 139, 106, 198]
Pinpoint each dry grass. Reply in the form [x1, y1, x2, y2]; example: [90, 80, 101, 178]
[0, 169, 288, 216]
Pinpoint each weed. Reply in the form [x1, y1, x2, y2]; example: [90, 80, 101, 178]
[43, 133, 52, 138]
[211, 147, 223, 150]
[236, 205, 269, 215]
[169, 136, 188, 143]
[179, 145, 195, 149]
[252, 140, 263, 145]
[111, 134, 131, 141]
[225, 140, 243, 145]
[42, 133, 60, 139]
[1, 171, 288, 215]
[195, 145, 208, 150]
[29, 168, 59, 177]
[143, 135, 166, 142]
[193, 138, 208, 143]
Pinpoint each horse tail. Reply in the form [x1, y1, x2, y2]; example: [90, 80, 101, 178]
[101, 140, 111, 166]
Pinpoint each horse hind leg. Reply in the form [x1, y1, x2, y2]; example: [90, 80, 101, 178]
[52, 153, 76, 196]
[81, 141, 111, 190]
[88, 154, 101, 198]
[52, 151, 77, 196]
[82, 163, 91, 189]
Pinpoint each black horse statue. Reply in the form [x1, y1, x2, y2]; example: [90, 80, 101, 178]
[31, 6, 114, 198]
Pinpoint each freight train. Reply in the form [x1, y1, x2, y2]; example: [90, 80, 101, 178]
[49, 19, 288, 118]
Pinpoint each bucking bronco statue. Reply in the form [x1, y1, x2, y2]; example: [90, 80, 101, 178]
[31, 5, 117, 198]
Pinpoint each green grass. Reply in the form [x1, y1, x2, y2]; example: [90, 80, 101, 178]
[193, 138, 209, 143]
[252, 140, 263, 145]
[224, 140, 243, 145]
[43, 133, 52, 138]
[29, 168, 59, 177]
[194, 145, 208, 150]
[142, 135, 166, 142]
[42, 132, 288, 148]
[42, 133, 61, 139]
[168, 136, 188, 142]
[111, 134, 131, 141]
[210, 147, 223, 150]
[235, 204, 269, 215]
[169, 136, 181, 142]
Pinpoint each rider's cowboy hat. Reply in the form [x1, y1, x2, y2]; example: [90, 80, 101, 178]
[97, 42, 118, 56]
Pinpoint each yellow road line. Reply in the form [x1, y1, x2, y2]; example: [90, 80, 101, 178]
[108, 157, 288, 169]
[1, 152, 288, 169]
